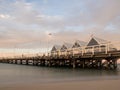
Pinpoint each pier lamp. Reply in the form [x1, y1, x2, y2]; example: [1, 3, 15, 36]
[46, 33, 52, 55]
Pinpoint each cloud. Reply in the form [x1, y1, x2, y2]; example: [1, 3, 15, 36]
[64, 0, 120, 28]
[0, 0, 120, 51]
[0, 14, 10, 19]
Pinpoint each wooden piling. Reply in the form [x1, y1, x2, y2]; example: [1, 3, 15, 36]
[73, 59, 76, 68]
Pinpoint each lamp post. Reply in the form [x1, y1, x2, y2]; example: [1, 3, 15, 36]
[47, 33, 52, 56]
[13, 45, 16, 58]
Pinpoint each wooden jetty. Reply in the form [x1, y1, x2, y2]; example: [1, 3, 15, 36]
[0, 36, 120, 70]
[0, 50, 119, 69]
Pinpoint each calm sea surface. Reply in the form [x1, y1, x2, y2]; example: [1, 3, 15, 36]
[0, 63, 120, 85]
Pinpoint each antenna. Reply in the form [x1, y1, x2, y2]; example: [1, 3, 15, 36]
[91, 34, 94, 38]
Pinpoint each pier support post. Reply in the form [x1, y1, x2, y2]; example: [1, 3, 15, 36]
[36, 60, 38, 66]
[73, 59, 76, 69]
[113, 59, 117, 69]
[20, 60, 22, 64]
[0, 60, 2, 63]
[98, 60, 102, 69]
[33, 60, 38, 66]
[26, 60, 29, 65]
[107, 60, 110, 69]
[41, 60, 45, 66]
[91, 60, 94, 68]
[15, 60, 17, 64]
[83, 59, 85, 68]
[33, 60, 35, 66]
[7, 60, 9, 63]
[11, 60, 14, 64]
[49, 60, 51, 67]
[37, 60, 40, 66]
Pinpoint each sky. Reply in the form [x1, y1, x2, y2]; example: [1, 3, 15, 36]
[0, 0, 120, 56]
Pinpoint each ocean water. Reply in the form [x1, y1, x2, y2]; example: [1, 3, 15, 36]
[0, 63, 120, 86]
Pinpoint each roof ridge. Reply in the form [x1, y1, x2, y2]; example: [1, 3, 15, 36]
[92, 36, 108, 44]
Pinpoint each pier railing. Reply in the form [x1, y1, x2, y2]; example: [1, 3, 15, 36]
[0, 42, 120, 60]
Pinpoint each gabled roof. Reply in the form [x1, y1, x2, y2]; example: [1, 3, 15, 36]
[63, 43, 73, 49]
[93, 37, 109, 44]
[60, 42, 73, 51]
[51, 45, 61, 52]
[54, 45, 61, 50]
[87, 36, 109, 46]
[73, 40, 87, 48]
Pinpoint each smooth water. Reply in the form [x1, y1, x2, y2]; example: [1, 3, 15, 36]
[0, 63, 120, 85]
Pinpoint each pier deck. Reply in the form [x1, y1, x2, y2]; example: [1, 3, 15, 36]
[0, 50, 120, 69]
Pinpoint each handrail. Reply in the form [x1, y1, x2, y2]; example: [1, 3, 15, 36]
[1, 42, 120, 59]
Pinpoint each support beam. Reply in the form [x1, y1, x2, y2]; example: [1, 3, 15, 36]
[20, 60, 22, 64]
[113, 59, 117, 69]
[26, 60, 29, 65]
[15, 60, 17, 64]
[73, 59, 76, 69]
[82, 60, 85, 68]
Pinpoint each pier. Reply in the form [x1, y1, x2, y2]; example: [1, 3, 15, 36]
[0, 36, 120, 70]
[0, 50, 120, 69]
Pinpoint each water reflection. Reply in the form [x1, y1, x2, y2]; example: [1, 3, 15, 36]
[0, 63, 120, 85]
